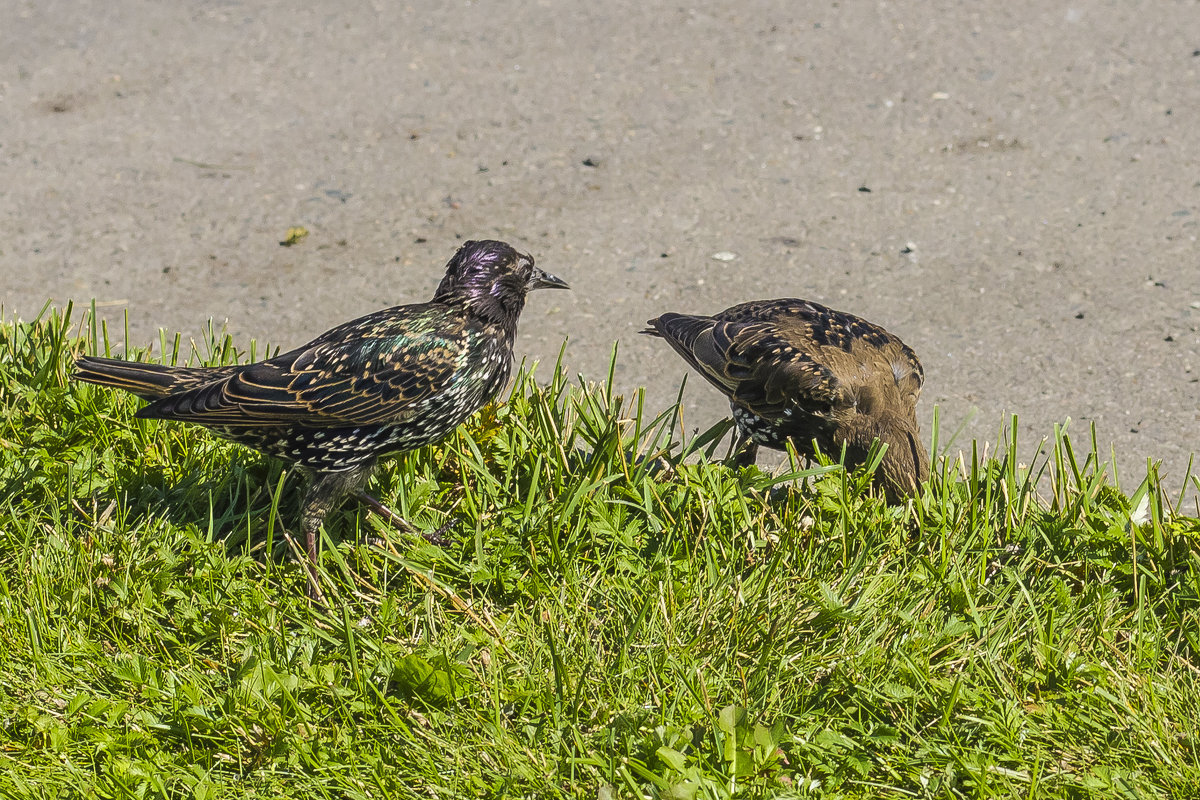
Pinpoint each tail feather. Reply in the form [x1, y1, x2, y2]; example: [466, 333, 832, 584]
[641, 313, 725, 374]
[73, 356, 238, 402]
[642, 313, 718, 350]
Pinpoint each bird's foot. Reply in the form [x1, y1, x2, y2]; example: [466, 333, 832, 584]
[412, 519, 452, 547]
[305, 566, 325, 604]
[284, 531, 326, 605]
[352, 489, 455, 547]
[731, 442, 759, 469]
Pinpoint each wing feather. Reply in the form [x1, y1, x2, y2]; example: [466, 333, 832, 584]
[137, 305, 468, 428]
[646, 312, 848, 420]
[647, 298, 925, 422]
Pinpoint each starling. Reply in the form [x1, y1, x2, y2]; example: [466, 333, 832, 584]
[643, 298, 928, 499]
[75, 240, 569, 598]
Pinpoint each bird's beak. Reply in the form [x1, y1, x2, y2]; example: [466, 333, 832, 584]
[527, 267, 570, 291]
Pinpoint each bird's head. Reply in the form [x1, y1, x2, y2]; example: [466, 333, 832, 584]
[866, 415, 930, 502]
[434, 240, 569, 326]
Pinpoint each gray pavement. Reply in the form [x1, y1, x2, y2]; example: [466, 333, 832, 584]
[4, 1, 1199, 501]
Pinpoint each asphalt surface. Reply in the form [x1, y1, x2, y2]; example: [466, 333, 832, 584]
[4, 1, 1199, 501]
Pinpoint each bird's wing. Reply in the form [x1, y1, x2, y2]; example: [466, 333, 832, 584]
[137, 306, 470, 427]
[646, 312, 849, 418]
[717, 322, 851, 418]
[719, 299, 924, 411]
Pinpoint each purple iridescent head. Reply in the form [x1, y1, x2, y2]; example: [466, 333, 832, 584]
[434, 240, 568, 324]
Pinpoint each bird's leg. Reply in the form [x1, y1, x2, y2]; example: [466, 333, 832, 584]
[351, 489, 414, 532]
[351, 489, 452, 547]
[731, 426, 759, 469]
[299, 462, 374, 601]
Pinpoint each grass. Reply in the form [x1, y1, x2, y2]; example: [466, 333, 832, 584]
[1, 303, 1199, 799]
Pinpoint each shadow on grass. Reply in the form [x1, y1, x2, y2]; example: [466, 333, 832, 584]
[101, 455, 298, 558]
[93, 450, 440, 567]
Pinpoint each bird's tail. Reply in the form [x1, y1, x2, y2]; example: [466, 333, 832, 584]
[73, 355, 236, 402]
[640, 313, 716, 346]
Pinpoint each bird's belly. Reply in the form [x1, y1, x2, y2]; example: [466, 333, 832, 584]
[732, 406, 790, 447]
[731, 404, 831, 455]
[210, 425, 405, 470]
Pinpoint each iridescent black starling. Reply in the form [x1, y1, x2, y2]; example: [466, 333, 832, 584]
[75, 240, 569, 597]
[643, 298, 928, 499]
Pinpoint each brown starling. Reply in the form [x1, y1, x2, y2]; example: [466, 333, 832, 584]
[643, 298, 928, 499]
[75, 240, 569, 598]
